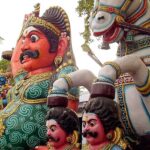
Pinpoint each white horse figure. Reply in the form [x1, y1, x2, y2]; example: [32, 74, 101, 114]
[89, 0, 150, 142]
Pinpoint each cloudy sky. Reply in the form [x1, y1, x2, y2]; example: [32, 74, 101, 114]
[0, 0, 117, 75]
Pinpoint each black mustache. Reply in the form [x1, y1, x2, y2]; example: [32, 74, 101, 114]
[46, 135, 59, 142]
[20, 50, 39, 63]
[82, 130, 98, 138]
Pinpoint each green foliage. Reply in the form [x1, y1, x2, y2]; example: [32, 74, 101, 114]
[76, 0, 94, 17]
[76, 0, 103, 66]
[76, 0, 94, 44]
[0, 59, 10, 73]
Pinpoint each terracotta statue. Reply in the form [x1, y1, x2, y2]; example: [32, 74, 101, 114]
[0, 4, 79, 149]
[35, 107, 80, 150]
[82, 97, 128, 150]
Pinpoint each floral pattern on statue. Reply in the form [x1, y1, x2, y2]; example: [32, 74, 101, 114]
[0, 4, 79, 149]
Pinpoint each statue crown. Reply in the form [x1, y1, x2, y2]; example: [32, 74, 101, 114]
[19, 3, 71, 38]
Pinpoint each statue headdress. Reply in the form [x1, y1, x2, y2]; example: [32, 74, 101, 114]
[19, 3, 71, 52]
[20, 3, 70, 36]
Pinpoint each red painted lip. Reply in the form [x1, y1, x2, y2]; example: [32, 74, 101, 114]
[93, 23, 115, 37]
[93, 23, 121, 43]
[86, 135, 93, 139]
[22, 55, 31, 64]
[103, 27, 121, 43]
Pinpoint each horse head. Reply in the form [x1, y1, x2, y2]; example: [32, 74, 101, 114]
[89, 0, 150, 48]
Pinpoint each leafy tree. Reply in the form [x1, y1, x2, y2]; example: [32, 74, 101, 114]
[0, 59, 11, 73]
[76, 0, 94, 16]
[76, 0, 103, 66]
[76, 0, 94, 44]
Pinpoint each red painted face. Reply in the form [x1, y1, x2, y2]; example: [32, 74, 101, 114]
[46, 119, 68, 148]
[82, 113, 107, 145]
[11, 37, 25, 76]
[19, 27, 57, 72]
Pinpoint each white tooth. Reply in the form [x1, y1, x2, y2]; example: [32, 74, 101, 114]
[23, 55, 28, 59]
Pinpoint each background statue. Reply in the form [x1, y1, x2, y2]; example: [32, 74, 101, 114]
[0, 4, 79, 149]
[0, 75, 12, 110]
[0, 54, 13, 109]
[35, 107, 80, 150]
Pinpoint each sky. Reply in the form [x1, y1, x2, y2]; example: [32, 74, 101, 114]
[0, 0, 117, 75]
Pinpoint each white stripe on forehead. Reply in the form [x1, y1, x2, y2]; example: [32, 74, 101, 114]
[23, 26, 39, 37]
[46, 119, 57, 127]
[82, 113, 97, 121]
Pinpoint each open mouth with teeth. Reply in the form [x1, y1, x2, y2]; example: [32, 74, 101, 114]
[94, 23, 122, 43]
[20, 50, 39, 64]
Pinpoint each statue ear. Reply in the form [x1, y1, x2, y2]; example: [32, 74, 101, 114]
[106, 130, 113, 140]
[54, 36, 69, 66]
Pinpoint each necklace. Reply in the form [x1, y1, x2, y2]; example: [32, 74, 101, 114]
[0, 71, 53, 137]
[47, 143, 76, 150]
[82, 143, 114, 150]
[13, 71, 53, 103]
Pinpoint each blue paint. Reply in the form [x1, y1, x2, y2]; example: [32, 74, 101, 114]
[141, 97, 150, 121]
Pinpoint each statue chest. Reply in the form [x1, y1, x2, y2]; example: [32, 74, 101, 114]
[8, 72, 55, 103]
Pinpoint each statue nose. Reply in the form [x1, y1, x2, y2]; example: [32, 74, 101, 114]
[83, 124, 90, 131]
[47, 129, 52, 136]
[21, 39, 30, 52]
[97, 16, 105, 21]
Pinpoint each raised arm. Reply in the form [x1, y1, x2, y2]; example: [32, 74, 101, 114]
[98, 55, 148, 86]
[47, 69, 96, 107]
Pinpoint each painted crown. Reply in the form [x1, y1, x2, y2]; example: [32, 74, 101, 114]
[19, 3, 70, 38]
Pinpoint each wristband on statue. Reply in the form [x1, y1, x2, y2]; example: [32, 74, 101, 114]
[104, 61, 122, 79]
[97, 75, 114, 85]
[136, 70, 150, 96]
[59, 74, 73, 89]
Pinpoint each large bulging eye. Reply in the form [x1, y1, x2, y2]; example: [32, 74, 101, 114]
[50, 125, 57, 132]
[30, 35, 39, 43]
[82, 121, 86, 128]
[89, 120, 96, 127]
[95, 12, 106, 24]
[97, 16, 105, 20]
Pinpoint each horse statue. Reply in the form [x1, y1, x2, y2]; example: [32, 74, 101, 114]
[0, 4, 79, 149]
[88, 0, 150, 147]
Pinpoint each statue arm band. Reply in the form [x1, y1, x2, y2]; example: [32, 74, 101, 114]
[104, 61, 122, 78]
[59, 74, 73, 89]
[136, 70, 150, 96]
